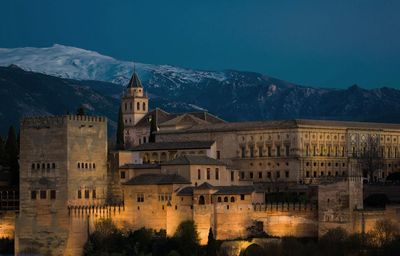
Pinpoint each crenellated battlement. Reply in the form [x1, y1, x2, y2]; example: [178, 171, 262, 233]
[253, 202, 317, 212]
[21, 115, 107, 129]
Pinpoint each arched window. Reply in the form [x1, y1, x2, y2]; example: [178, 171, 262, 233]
[85, 163, 88, 169]
[217, 197, 222, 202]
[137, 102, 140, 110]
[31, 163, 35, 170]
[93, 163, 96, 169]
[77, 163, 80, 168]
[129, 102, 132, 110]
[224, 197, 228, 202]
[52, 163, 56, 169]
[230, 197, 235, 202]
[42, 163, 45, 169]
[199, 195, 205, 205]
[124, 102, 127, 111]
[143, 102, 146, 111]
[36, 163, 40, 169]
[47, 163, 50, 169]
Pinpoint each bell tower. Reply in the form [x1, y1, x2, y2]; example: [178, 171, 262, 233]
[121, 69, 149, 147]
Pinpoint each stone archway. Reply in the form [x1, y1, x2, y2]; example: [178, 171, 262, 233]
[241, 243, 265, 256]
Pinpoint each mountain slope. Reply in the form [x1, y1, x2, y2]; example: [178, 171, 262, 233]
[0, 45, 399, 136]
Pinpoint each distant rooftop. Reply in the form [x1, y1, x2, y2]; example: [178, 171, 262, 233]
[129, 141, 215, 151]
[157, 119, 400, 134]
[119, 163, 160, 169]
[124, 173, 190, 185]
[162, 155, 225, 166]
[177, 184, 255, 196]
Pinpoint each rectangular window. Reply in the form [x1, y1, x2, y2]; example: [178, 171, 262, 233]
[120, 171, 126, 179]
[78, 190, 82, 199]
[313, 145, 317, 156]
[85, 190, 89, 199]
[267, 172, 271, 178]
[240, 194, 245, 200]
[285, 145, 290, 156]
[198, 169, 201, 179]
[250, 146, 254, 158]
[217, 151, 221, 159]
[240, 171, 245, 179]
[249, 172, 254, 179]
[276, 171, 280, 178]
[40, 190, 47, 199]
[259, 146, 263, 157]
[320, 145, 324, 156]
[207, 168, 211, 180]
[241, 146, 246, 158]
[305, 145, 309, 156]
[137, 193, 144, 202]
[276, 146, 281, 157]
[231, 171, 234, 181]
[92, 190, 96, 199]
[285, 171, 289, 178]
[215, 168, 219, 180]
[31, 191, 37, 200]
[258, 171, 262, 178]
[50, 190, 56, 200]
[268, 146, 272, 157]
[306, 171, 310, 177]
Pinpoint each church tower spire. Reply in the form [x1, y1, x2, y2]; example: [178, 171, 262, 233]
[121, 68, 149, 147]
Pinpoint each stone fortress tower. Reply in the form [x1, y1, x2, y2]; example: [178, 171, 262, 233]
[16, 115, 108, 255]
[121, 71, 149, 148]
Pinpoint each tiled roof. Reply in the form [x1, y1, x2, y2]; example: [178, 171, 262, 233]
[124, 173, 190, 185]
[196, 182, 214, 190]
[158, 113, 209, 127]
[176, 185, 255, 196]
[134, 108, 173, 128]
[162, 155, 225, 166]
[157, 119, 400, 134]
[119, 163, 160, 169]
[129, 141, 215, 151]
[213, 186, 255, 195]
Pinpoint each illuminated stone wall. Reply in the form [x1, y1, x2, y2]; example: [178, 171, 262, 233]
[0, 211, 16, 239]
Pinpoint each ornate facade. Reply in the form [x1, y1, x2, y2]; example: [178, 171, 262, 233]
[4, 71, 400, 255]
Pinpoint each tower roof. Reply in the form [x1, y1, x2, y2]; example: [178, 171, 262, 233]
[127, 72, 143, 88]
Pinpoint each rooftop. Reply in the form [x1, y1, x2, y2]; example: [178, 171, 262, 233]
[162, 155, 225, 166]
[124, 173, 191, 185]
[119, 163, 160, 169]
[129, 141, 215, 151]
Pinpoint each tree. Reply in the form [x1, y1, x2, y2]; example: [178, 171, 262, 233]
[116, 106, 124, 150]
[370, 219, 399, 247]
[206, 228, 217, 256]
[0, 136, 5, 165]
[355, 135, 384, 183]
[76, 106, 85, 116]
[5, 126, 19, 185]
[149, 114, 157, 143]
[173, 220, 200, 256]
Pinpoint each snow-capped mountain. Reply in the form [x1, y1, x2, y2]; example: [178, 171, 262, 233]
[0, 44, 226, 86]
[0, 44, 400, 136]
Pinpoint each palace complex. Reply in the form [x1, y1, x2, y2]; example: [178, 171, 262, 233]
[1, 71, 399, 255]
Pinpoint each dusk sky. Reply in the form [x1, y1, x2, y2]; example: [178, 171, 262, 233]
[1, 0, 399, 88]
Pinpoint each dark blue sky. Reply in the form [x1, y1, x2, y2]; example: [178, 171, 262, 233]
[1, 0, 399, 88]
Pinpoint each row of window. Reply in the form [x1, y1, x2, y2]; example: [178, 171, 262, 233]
[31, 163, 56, 170]
[158, 193, 172, 202]
[31, 190, 56, 200]
[77, 162, 96, 169]
[240, 170, 290, 180]
[304, 145, 345, 157]
[198, 168, 219, 180]
[305, 171, 346, 178]
[351, 146, 399, 158]
[241, 145, 290, 158]
[305, 162, 346, 168]
[124, 101, 146, 112]
[77, 189, 96, 199]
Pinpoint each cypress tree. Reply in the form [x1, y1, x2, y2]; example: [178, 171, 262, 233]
[149, 114, 157, 143]
[5, 126, 19, 185]
[0, 136, 5, 165]
[76, 106, 85, 116]
[206, 228, 217, 256]
[116, 106, 124, 149]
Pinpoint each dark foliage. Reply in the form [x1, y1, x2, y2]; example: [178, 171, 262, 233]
[116, 106, 124, 149]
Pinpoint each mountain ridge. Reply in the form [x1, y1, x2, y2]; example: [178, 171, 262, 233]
[0, 45, 399, 136]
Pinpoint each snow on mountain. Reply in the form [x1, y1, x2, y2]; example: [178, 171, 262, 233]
[0, 44, 226, 86]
